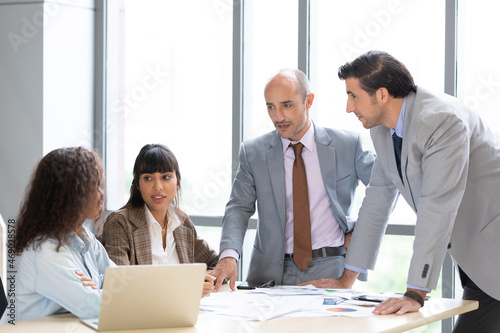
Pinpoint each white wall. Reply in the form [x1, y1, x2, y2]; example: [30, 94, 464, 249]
[0, 0, 95, 281]
[0, 2, 45, 223]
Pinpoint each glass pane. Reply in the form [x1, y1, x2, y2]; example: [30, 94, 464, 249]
[195, 226, 222, 258]
[310, 0, 446, 225]
[242, 0, 298, 141]
[457, 0, 500, 138]
[106, 0, 233, 216]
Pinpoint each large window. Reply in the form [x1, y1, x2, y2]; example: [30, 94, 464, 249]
[106, 0, 233, 218]
[310, 0, 445, 226]
[457, 0, 500, 136]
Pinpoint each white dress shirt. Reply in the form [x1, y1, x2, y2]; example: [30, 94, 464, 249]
[144, 204, 181, 265]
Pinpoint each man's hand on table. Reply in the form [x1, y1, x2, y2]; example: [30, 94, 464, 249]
[373, 289, 426, 315]
[210, 257, 238, 292]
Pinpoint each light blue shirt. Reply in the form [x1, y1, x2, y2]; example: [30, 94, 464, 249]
[391, 97, 406, 137]
[1, 227, 115, 324]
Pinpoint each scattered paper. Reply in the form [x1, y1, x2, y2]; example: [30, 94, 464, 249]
[200, 285, 376, 321]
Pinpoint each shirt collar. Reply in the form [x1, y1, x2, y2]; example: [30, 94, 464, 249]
[281, 121, 315, 154]
[67, 227, 91, 254]
[144, 204, 181, 232]
[144, 203, 157, 227]
[391, 97, 406, 137]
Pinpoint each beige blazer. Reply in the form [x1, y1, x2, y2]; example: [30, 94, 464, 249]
[346, 86, 500, 300]
[101, 205, 218, 267]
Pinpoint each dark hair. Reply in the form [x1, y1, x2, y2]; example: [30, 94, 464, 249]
[338, 50, 416, 98]
[124, 144, 181, 209]
[14, 147, 104, 254]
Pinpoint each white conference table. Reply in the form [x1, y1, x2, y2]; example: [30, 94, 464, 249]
[0, 287, 478, 333]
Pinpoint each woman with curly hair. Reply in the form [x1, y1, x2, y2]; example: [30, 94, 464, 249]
[4, 147, 114, 322]
[101, 144, 218, 296]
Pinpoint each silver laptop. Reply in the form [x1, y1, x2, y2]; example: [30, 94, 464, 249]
[81, 263, 206, 331]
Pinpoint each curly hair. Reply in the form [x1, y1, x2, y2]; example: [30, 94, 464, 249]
[14, 147, 104, 254]
[124, 144, 181, 209]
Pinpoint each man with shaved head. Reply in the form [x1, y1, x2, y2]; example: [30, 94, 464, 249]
[211, 69, 375, 290]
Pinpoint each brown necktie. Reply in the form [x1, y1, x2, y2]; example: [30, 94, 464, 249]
[290, 142, 312, 271]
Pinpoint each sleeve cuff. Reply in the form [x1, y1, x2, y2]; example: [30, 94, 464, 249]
[219, 249, 240, 261]
[407, 284, 431, 292]
[345, 264, 367, 274]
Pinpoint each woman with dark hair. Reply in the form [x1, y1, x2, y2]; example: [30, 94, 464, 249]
[101, 144, 218, 296]
[2, 147, 114, 322]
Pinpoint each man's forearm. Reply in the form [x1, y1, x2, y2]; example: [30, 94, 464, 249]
[338, 268, 359, 288]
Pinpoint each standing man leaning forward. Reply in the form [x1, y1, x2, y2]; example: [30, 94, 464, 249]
[212, 69, 375, 291]
[306, 51, 500, 332]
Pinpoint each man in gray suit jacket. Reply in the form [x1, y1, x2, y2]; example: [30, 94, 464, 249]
[212, 69, 375, 291]
[307, 51, 500, 332]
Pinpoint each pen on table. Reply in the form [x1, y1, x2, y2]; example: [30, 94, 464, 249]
[259, 280, 275, 288]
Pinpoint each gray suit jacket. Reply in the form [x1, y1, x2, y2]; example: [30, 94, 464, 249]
[220, 123, 375, 284]
[346, 87, 500, 300]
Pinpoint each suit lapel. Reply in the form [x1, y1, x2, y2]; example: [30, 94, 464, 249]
[385, 129, 405, 187]
[267, 133, 287, 232]
[400, 91, 418, 210]
[315, 126, 347, 229]
[128, 206, 153, 265]
[173, 224, 193, 264]
[401, 91, 417, 185]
